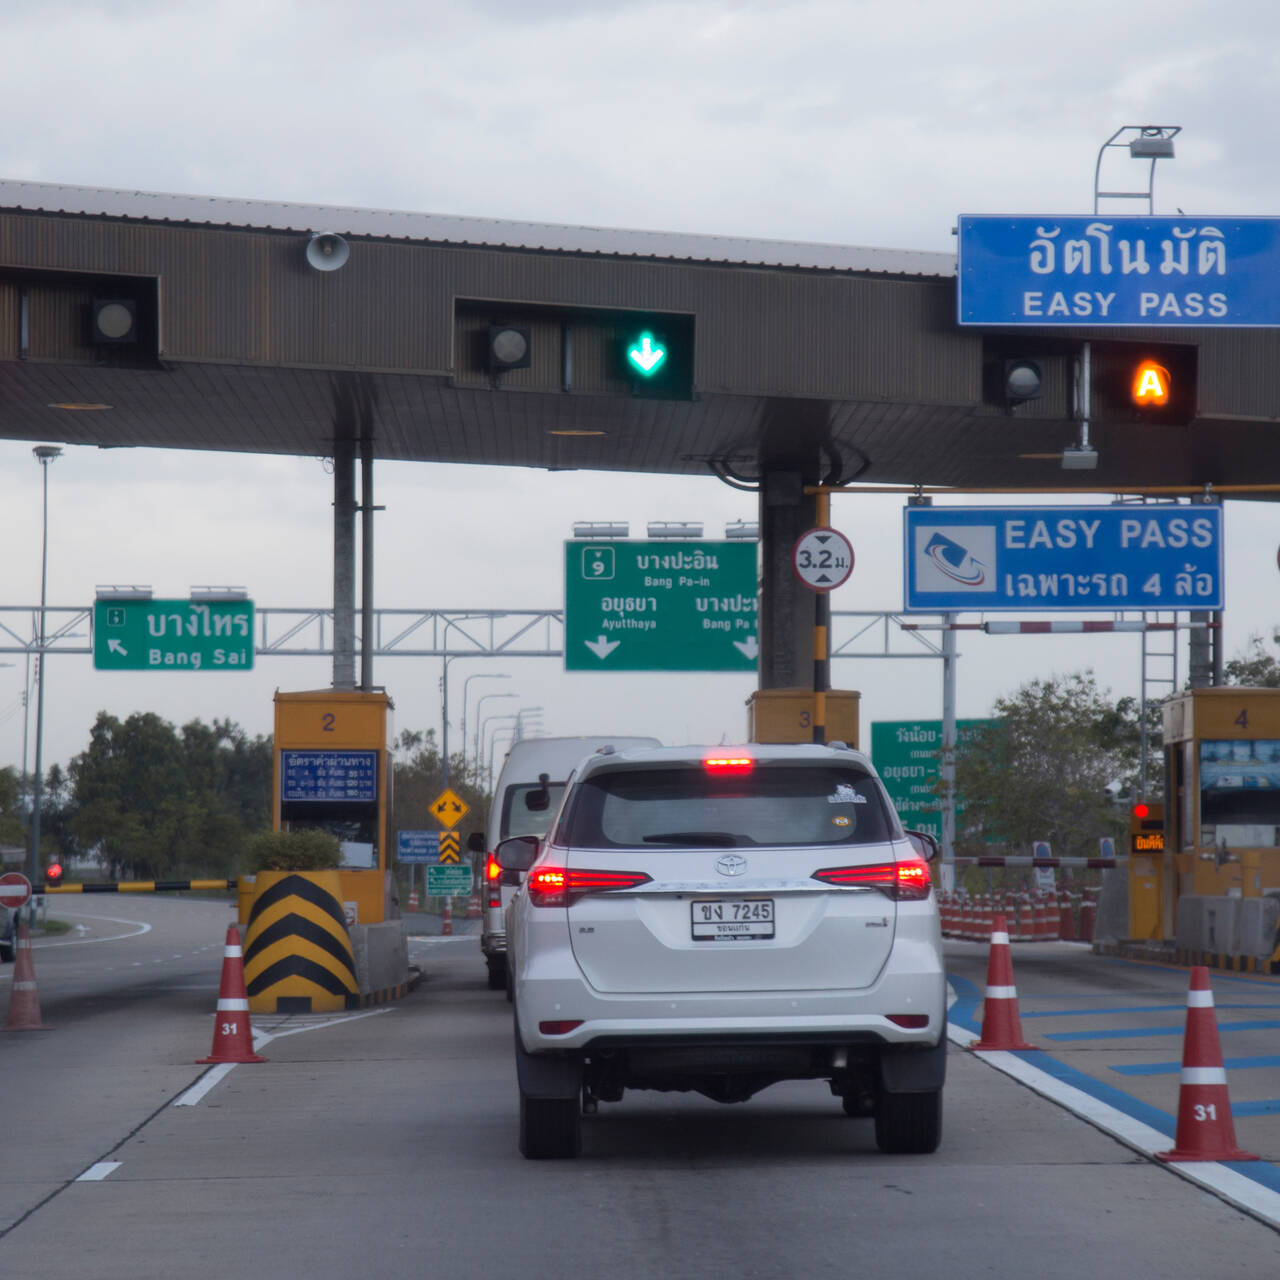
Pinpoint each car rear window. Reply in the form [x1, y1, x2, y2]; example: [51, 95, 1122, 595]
[500, 782, 568, 841]
[555, 765, 897, 849]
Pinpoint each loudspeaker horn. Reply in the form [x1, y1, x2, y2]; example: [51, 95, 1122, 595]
[305, 232, 350, 272]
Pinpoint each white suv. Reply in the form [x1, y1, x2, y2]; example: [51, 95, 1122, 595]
[498, 742, 947, 1159]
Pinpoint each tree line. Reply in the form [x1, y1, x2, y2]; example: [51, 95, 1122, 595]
[4, 712, 491, 881]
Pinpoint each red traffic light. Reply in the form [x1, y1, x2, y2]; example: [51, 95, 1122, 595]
[44, 862, 64, 887]
[1131, 802, 1150, 819]
[1131, 359, 1171, 408]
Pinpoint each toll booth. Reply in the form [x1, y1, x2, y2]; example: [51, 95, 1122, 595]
[272, 689, 395, 925]
[747, 688, 861, 746]
[1161, 687, 1280, 931]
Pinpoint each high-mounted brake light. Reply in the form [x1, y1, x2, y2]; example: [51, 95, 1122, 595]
[812, 858, 932, 901]
[703, 755, 754, 775]
[527, 866, 652, 908]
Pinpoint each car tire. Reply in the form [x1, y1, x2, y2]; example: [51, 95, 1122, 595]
[519, 1093, 582, 1160]
[874, 1089, 942, 1154]
[486, 956, 506, 991]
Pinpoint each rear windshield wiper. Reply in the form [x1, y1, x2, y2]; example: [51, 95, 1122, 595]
[641, 831, 741, 846]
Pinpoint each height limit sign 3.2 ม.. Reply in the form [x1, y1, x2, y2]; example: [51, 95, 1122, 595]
[792, 528, 854, 592]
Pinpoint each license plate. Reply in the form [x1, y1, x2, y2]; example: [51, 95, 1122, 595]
[691, 898, 774, 941]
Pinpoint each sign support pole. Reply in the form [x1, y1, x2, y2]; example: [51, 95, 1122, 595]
[812, 491, 830, 745]
[939, 617, 958, 890]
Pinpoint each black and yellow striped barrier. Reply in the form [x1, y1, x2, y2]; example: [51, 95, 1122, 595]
[243, 871, 359, 1014]
[39, 879, 237, 894]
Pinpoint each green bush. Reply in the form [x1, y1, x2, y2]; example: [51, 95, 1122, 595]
[246, 828, 342, 872]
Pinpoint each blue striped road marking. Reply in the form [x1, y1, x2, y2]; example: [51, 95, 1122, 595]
[1020, 1002, 1280, 1019]
[1113, 1054, 1280, 1077]
[1046, 1019, 1280, 1042]
[948, 971, 1280, 1202]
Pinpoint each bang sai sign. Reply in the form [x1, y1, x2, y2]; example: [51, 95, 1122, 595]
[903, 505, 1222, 612]
[957, 216, 1280, 327]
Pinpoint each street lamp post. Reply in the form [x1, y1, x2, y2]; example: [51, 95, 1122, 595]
[475, 694, 517, 764]
[481, 713, 520, 787]
[461, 672, 510, 781]
[28, 445, 62, 895]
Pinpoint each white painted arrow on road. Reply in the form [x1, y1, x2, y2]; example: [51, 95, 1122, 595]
[584, 635, 621, 660]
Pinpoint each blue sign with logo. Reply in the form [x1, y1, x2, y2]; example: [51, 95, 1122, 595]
[281, 750, 378, 802]
[957, 216, 1280, 327]
[903, 505, 1222, 612]
[396, 830, 441, 864]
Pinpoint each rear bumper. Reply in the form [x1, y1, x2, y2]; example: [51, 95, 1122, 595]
[514, 968, 947, 1055]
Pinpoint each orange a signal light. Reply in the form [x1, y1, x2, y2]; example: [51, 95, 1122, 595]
[1132, 359, 1171, 408]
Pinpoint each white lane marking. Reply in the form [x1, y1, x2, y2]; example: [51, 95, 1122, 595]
[174, 1063, 235, 1107]
[76, 1162, 122, 1182]
[31, 912, 153, 946]
[173, 1008, 393, 1108]
[947, 1021, 1280, 1229]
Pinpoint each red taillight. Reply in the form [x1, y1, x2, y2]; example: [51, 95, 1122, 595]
[811, 858, 932, 901]
[527, 866, 652, 907]
[485, 853, 502, 907]
[703, 755, 753, 775]
[539, 1020, 584, 1036]
[887, 1014, 930, 1029]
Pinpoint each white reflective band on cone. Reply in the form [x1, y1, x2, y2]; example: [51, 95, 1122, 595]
[224, 945, 243, 958]
[216, 998, 250, 1012]
[1187, 990, 1214, 1008]
[991, 932, 1010, 945]
[1181, 1067, 1228, 1086]
[985, 985, 1018, 1000]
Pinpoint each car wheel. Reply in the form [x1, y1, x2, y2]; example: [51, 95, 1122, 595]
[486, 956, 506, 991]
[519, 1092, 582, 1160]
[874, 1089, 942, 1154]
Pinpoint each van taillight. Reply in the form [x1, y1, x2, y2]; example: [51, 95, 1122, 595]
[528, 867, 652, 908]
[811, 858, 932, 901]
[485, 853, 501, 907]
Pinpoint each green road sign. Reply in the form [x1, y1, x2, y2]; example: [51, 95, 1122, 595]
[564, 541, 758, 672]
[426, 864, 474, 896]
[93, 598, 255, 671]
[870, 718, 995, 838]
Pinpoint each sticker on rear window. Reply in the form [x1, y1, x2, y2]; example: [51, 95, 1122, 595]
[828, 785, 866, 804]
[832, 815, 851, 827]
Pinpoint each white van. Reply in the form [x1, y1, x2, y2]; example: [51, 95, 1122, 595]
[473, 735, 660, 989]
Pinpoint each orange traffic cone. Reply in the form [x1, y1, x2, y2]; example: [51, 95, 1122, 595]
[198, 926, 267, 1064]
[969, 914, 1037, 1051]
[1156, 967, 1258, 1163]
[3, 924, 49, 1031]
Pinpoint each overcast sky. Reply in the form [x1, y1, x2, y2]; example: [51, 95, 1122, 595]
[3, 0, 1280, 774]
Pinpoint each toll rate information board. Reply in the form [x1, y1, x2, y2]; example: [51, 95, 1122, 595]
[564, 540, 759, 672]
[281, 750, 379, 803]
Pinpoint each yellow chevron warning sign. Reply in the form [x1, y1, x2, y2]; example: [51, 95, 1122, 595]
[430, 788, 469, 829]
[438, 830, 461, 863]
[243, 870, 358, 1013]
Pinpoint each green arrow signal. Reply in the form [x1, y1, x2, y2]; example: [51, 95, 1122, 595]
[627, 332, 667, 375]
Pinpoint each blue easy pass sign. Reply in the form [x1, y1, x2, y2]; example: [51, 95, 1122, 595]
[903, 506, 1222, 612]
[957, 216, 1280, 327]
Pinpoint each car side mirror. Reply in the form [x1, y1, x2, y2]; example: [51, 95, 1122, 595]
[524, 771, 552, 813]
[496, 834, 540, 872]
[905, 829, 940, 862]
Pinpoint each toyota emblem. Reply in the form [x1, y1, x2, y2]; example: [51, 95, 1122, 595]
[715, 854, 748, 877]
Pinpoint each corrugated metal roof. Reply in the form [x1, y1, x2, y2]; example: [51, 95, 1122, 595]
[0, 178, 956, 278]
